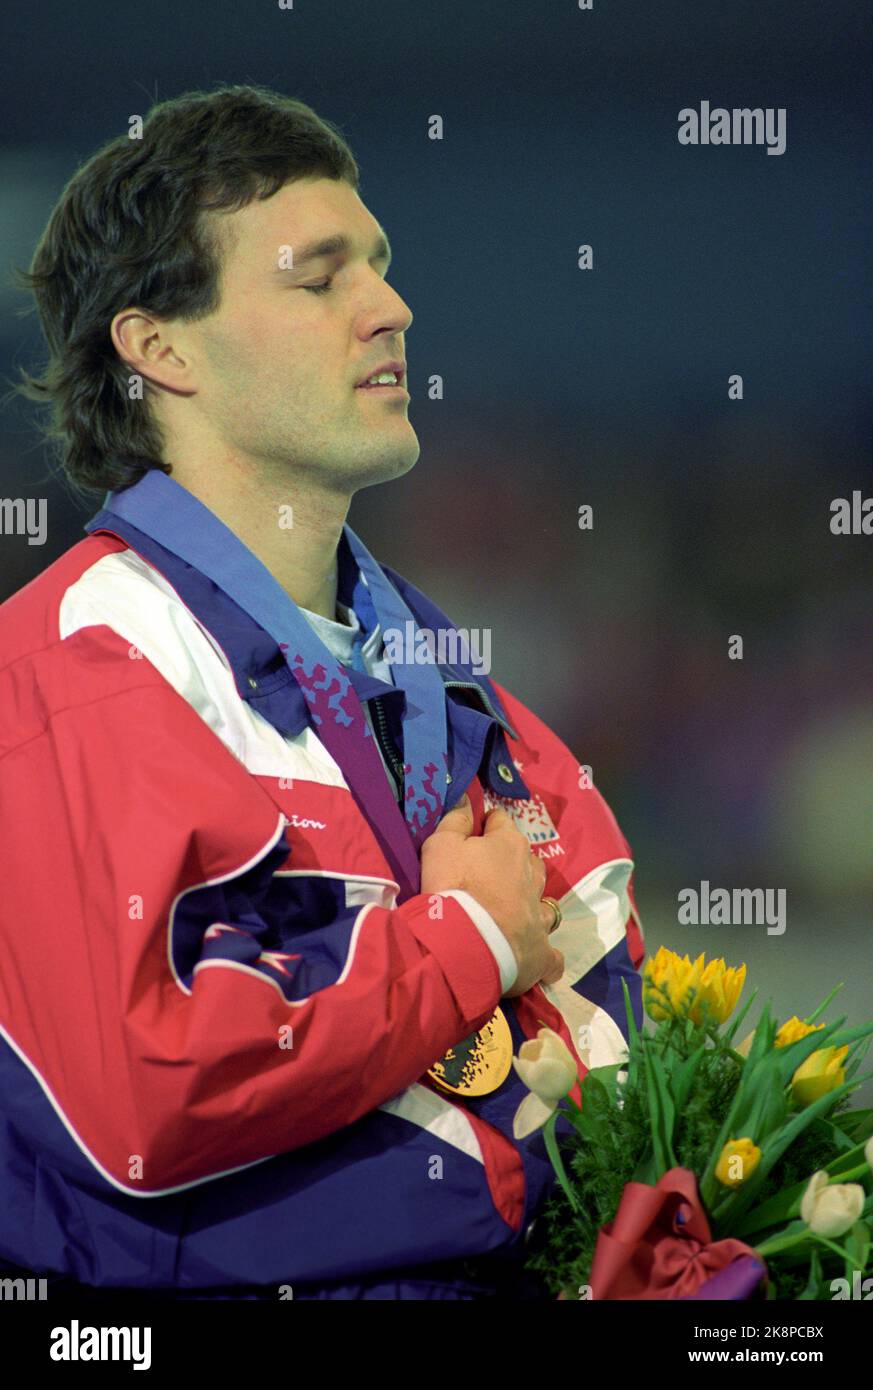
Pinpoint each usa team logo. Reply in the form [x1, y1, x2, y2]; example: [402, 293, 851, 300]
[482, 787, 560, 846]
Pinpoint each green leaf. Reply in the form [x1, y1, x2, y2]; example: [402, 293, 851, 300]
[632, 1144, 661, 1186]
[734, 1131, 873, 1239]
[807, 1115, 865, 1158]
[845, 1220, 870, 1278]
[699, 1002, 776, 1200]
[553, 1097, 590, 1144]
[844, 1034, 873, 1082]
[731, 1177, 813, 1240]
[643, 1046, 677, 1175]
[671, 1043, 707, 1115]
[804, 982, 846, 1024]
[822, 1135, 873, 1176]
[744, 999, 778, 1065]
[584, 1062, 627, 1107]
[835, 1107, 873, 1143]
[752, 1217, 811, 1258]
[616, 978, 646, 1104]
[723, 986, 759, 1045]
[711, 1068, 873, 1227]
[796, 1249, 823, 1300]
[542, 1110, 580, 1212]
[571, 1073, 611, 1145]
[815, 1019, 873, 1052]
[621, 977, 641, 1054]
[731, 1052, 788, 1139]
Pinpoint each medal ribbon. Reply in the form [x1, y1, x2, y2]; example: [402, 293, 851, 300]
[85, 470, 449, 902]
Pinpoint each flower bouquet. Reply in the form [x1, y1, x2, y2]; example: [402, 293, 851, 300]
[514, 948, 873, 1300]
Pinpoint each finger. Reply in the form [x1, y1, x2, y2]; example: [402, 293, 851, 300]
[542, 948, 564, 985]
[433, 792, 474, 835]
[538, 899, 557, 933]
[531, 850, 547, 889]
[481, 806, 515, 835]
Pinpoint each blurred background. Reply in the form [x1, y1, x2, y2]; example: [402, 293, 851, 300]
[1, 1, 870, 1092]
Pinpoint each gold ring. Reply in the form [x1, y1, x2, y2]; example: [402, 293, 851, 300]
[542, 895, 562, 933]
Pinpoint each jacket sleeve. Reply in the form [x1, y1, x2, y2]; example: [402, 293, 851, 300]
[0, 636, 504, 1196]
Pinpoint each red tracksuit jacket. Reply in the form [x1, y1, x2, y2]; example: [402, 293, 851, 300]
[0, 494, 644, 1293]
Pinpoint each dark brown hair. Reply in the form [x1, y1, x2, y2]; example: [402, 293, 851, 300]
[12, 83, 359, 499]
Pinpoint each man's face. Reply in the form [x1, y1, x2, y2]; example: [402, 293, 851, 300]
[175, 175, 418, 491]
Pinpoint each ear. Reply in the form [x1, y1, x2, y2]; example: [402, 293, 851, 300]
[110, 308, 196, 395]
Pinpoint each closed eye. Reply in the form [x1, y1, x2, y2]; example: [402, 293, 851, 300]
[302, 264, 392, 296]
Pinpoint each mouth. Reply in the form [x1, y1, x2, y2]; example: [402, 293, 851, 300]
[354, 362, 408, 394]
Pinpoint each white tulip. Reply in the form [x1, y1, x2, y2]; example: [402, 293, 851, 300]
[511, 1027, 578, 1139]
[800, 1170, 865, 1238]
[512, 1091, 560, 1140]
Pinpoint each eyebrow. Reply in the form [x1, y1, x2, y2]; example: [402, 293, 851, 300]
[276, 230, 392, 273]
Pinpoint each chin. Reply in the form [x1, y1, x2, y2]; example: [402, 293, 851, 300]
[353, 435, 420, 489]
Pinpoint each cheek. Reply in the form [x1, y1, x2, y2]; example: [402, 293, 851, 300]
[236, 311, 279, 363]
[204, 307, 339, 406]
[199, 316, 252, 381]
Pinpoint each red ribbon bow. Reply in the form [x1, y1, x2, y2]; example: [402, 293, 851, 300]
[588, 1166, 763, 1299]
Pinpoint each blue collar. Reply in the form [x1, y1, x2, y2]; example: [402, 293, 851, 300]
[83, 476, 529, 801]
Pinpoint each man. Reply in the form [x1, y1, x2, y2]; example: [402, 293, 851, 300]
[0, 84, 644, 1299]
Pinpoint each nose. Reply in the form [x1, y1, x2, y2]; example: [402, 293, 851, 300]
[363, 277, 413, 338]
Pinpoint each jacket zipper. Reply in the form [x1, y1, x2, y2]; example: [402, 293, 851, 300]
[370, 695, 405, 798]
[370, 681, 514, 801]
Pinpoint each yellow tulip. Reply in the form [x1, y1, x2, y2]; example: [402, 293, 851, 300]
[775, 1016, 826, 1048]
[715, 1137, 762, 1188]
[800, 1170, 865, 1238]
[687, 957, 747, 1026]
[642, 946, 704, 1022]
[790, 1045, 849, 1107]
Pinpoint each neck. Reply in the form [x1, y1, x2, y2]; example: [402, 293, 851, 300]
[165, 454, 350, 621]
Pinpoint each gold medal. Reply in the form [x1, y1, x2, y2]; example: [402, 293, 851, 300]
[426, 1006, 514, 1097]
